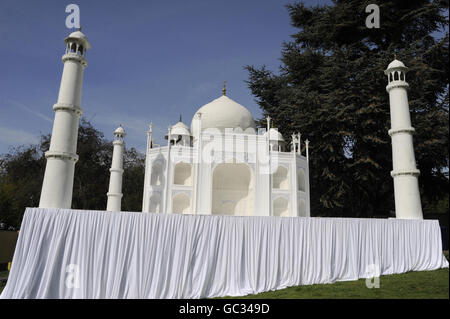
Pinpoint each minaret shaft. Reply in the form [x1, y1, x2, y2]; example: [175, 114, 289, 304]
[385, 60, 423, 219]
[39, 32, 90, 209]
[107, 138, 125, 212]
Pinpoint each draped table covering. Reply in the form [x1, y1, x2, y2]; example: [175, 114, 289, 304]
[1, 207, 448, 299]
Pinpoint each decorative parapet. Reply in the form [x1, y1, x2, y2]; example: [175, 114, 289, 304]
[113, 140, 124, 146]
[386, 81, 409, 92]
[62, 53, 88, 67]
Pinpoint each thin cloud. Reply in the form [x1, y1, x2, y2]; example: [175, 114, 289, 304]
[10, 100, 53, 123]
[0, 126, 39, 147]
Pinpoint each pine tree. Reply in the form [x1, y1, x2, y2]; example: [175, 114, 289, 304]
[246, 0, 449, 217]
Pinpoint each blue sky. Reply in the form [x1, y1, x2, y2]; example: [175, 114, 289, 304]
[0, 0, 330, 154]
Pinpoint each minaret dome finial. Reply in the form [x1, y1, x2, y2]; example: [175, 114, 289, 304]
[222, 80, 226, 96]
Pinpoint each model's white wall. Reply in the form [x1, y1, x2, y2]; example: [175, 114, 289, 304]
[142, 132, 311, 218]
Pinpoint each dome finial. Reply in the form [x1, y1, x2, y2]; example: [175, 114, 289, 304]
[79, 25, 82, 32]
[179, 114, 182, 122]
[222, 80, 226, 96]
[394, 53, 397, 60]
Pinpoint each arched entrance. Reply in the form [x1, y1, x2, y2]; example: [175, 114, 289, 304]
[150, 162, 164, 186]
[172, 193, 190, 214]
[273, 165, 289, 189]
[149, 193, 161, 213]
[298, 199, 306, 217]
[173, 162, 192, 185]
[212, 161, 253, 216]
[273, 197, 289, 217]
[298, 168, 306, 192]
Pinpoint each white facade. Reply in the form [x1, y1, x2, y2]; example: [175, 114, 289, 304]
[39, 30, 91, 209]
[385, 59, 423, 219]
[106, 126, 126, 211]
[142, 94, 311, 217]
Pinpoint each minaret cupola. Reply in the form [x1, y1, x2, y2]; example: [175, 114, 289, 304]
[64, 29, 91, 66]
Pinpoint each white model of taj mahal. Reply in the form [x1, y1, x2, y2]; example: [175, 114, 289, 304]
[141, 86, 311, 217]
[39, 29, 423, 220]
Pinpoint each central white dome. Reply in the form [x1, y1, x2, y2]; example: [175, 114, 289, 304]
[191, 95, 256, 134]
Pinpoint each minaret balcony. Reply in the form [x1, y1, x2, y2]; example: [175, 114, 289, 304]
[62, 53, 88, 67]
[391, 169, 421, 177]
[386, 81, 409, 92]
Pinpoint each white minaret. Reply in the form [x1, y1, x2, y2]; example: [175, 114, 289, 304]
[385, 58, 423, 219]
[106, 125, 126, 212]
[39, 29, 91, 209]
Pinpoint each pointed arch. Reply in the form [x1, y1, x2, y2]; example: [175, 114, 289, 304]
[212, 160, 253, 216]
[149, 193, 161, 213]
[297, 168, 306, 192]
[172, 193, 190, 214]
[174, 162, 192, 186]
[273, 197, 289, 217]
[150, 161, 164, 186]
[298, 199, 306, 217]
[394, 71, 399, 81]
[273, 165, 289, 190]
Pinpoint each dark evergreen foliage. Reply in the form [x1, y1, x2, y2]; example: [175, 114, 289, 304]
[246, 0, 449, 217]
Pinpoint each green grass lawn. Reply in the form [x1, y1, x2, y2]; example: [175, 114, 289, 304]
[222, 268, 449, 299]
[223, 250, 449, 299]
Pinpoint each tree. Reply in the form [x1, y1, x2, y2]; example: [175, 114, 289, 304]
[246, 0, 449, 217]
[0, 119, 145, 229]
[122, 148, 145, 212]
[0, 144, 45, 228]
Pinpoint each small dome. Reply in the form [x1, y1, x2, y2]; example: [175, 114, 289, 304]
[114, 125, 126, 136]
[69, 31, 86, 39]
[191, 95, 256, 135]
[264, 128, 285, 142]
[387, 59, 406, 69]
[170, 121, 191, 136]
[65, 30, 91, 49]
